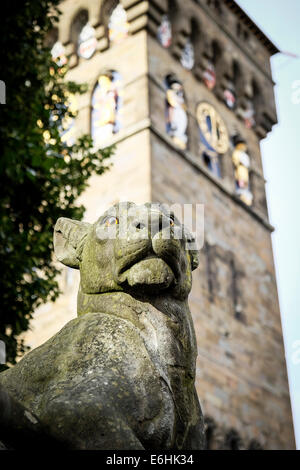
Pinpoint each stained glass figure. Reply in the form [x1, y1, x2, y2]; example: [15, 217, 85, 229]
[232, 135, 253, 206]
[202, 61, 216, 90]
[78, 23, 97, 59]
[108, 4, 129, 45]
[157, 15, 172, 48]
[91, 71, 122, 147]
[180, 39, 195, 70]
[51, 41, 67, 67]
[165, 75, 188, 150]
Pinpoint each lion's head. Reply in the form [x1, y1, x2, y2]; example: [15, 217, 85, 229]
[54, 202, 199, 300]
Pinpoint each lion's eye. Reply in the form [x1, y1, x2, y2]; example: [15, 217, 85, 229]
[104, 216, 119, 227]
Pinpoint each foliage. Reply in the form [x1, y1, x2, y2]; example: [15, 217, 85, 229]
[0, 0, 112, 363]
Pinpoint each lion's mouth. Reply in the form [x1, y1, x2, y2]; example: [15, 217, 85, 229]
[145, 254, 180, 279]
[117, 252, 179, 290]
[119, 252, 179, 277]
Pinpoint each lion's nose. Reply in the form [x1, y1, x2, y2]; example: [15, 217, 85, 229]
[131, 213, 171, 236]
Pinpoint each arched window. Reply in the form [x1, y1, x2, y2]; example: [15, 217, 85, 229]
[191, 18, 201, 56]
[70, 9, 88, 45]
[232, 71, 256, 129]
[70, 9, 97, 60]
[206, 0, 223, 15]
[180, 18, 200, 71]
[157, 0, 176, 48]
[223, 60, 242, 110]
[108, 3, 129, 45]
[233, 61, 244, 99]
[45, 28, 58, 49]
[201, 40, 221, 91]
[252, 78, 263, 121]
[212, 40, 222, 75]
[164, 74, 188, 150]
[237, 22, 249, 42]
[91, 71, 122, 147]
[180, 38, 195, 70]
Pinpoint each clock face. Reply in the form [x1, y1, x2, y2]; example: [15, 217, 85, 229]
[196, 102, 229, 154]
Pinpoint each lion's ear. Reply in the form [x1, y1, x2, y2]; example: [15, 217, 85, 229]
[54, 218, 92, 269]
[190, 248, 199, 271]
[184, 228, 200, 271]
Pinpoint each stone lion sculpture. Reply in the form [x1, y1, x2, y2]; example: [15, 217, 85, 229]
[0, 202, 205, 450]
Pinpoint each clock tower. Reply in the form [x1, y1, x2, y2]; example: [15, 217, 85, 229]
[25, 0, 295, 449]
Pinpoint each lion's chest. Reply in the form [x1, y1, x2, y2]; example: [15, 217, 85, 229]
[137, 306, 195, 375]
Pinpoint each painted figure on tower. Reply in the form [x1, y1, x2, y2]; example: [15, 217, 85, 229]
[165, 74, 188, 150]
[232, 135, 253, 206]
[108, 4, 130, 45]
[181, 39, 195, 70]
[157, 14, 172, 48]
[78, 23, 97, 59]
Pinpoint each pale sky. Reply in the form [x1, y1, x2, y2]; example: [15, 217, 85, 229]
[236, 0, 300, 449]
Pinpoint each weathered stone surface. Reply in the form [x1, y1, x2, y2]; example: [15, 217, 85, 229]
[0, 384, 63, 450]
[0, 202, 205, 450]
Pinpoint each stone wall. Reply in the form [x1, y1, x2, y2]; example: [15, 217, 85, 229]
[150, 130, 294, 448]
